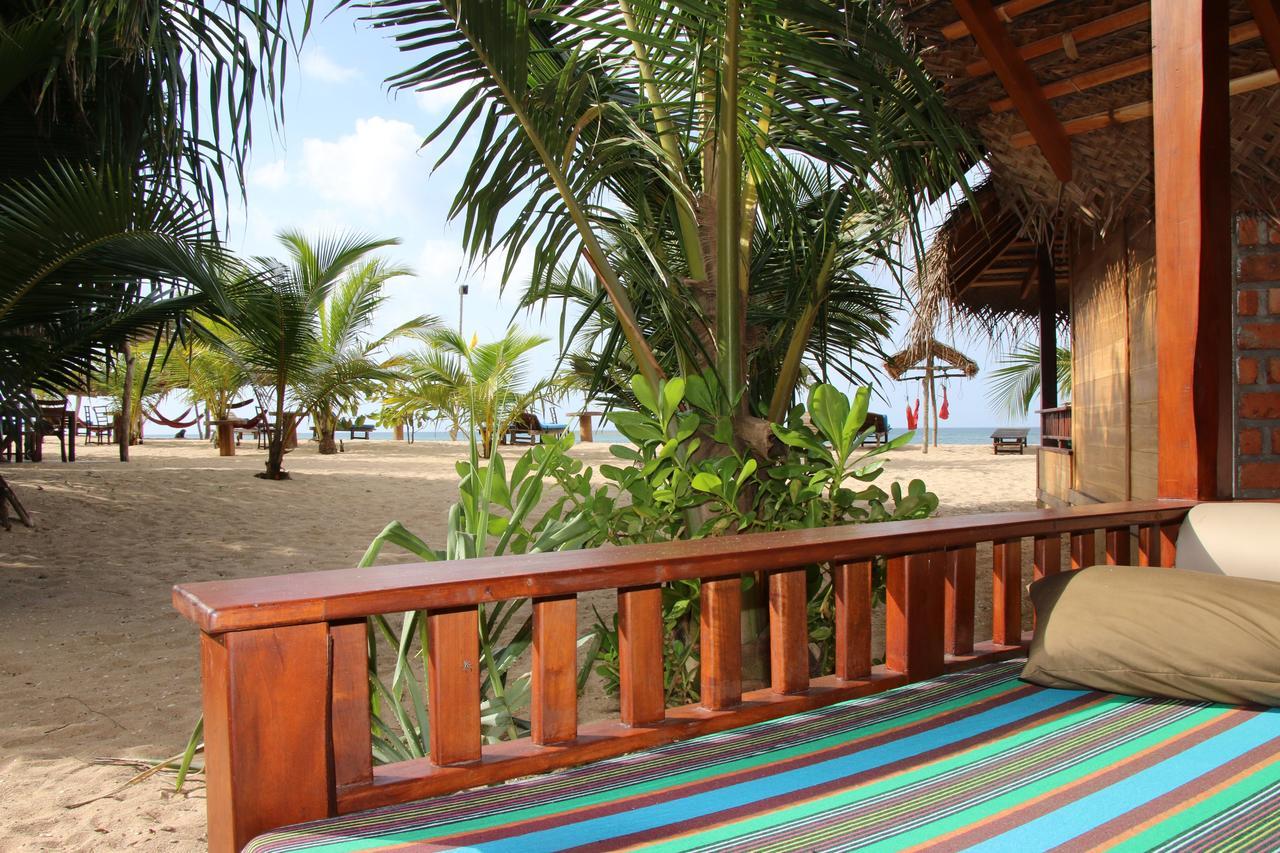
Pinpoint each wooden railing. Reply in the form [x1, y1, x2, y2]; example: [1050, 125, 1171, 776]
[1040, 405, 1072, 449]
[174, 499, 1195, 852]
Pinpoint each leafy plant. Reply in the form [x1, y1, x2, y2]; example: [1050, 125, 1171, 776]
[986, 343, 1073, 419]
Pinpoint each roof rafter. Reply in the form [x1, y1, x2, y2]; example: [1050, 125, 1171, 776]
[941, 0, 1055, 40]
[953, 0, 1073, 182]
[966, 3, 1150, 78]
[1247, 0, 1280, 70]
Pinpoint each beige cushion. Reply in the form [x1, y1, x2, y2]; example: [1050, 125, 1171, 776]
[1175, 502, 1280, 581]
[1022, 565, 1280, 706]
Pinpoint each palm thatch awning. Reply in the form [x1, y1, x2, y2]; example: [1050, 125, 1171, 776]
[884, 339, 979, 381]
[896, 0, 1280, 234]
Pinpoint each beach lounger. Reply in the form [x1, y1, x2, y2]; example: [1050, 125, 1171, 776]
[505, 413, 568, 445]
[991, 427, 1029, 454]
[859, 411, 890, 445]
[244, 659, 1280, 852]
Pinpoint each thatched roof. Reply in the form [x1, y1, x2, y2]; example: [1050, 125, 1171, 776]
[896, 0, 1280, 233]
[884, 338, 979, 381]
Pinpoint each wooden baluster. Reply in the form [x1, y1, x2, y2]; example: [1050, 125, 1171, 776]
[769, 568, 809, 695]
[532, 595, 578, 745]
[833, 560, 872, 680]
[201, 624, 333, 853]
[1033, 534, 1061, 581]
[886, 552, 945, 680]
[1105, 527, 1132, 565]
[1160, 522, 1180, 567]
[944, 546, 976, 656]
[330, 620, 373, 788]
[1070, 530, 1096, 570]
[618, 585, 665, 726]
[427, 607, 481, 765]
[1137, 524, 1158, 566]
[700, 576, 742, 710]
[992, 539, 1022, 646]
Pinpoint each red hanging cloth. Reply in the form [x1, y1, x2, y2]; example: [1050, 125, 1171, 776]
[906, 399, 919, 431]
[939, 386, 950, 420]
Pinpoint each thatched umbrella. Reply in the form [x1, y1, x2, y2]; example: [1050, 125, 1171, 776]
[884, 339, 978, 453]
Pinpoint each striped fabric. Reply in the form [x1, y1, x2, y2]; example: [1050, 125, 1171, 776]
[247, 661, 1280, 852]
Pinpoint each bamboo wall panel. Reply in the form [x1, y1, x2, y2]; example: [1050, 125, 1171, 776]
[1072, 227, 1131, 502]
[1127, 220, 1159, 500]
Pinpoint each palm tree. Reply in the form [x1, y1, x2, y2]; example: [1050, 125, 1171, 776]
[293, 258, 435, 454]
[397, 328, 552, 458]
[361, 0, 975, 446]
[986, 343, 1073, 420]
[183, 324, 254, 423]
[218, 232, 429, 477]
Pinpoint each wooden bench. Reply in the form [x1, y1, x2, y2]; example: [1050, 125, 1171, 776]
[173, 500, 1193, 851]
[991, 427, 1029, 454]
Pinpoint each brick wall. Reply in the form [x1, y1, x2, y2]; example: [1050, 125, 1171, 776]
[1234, 215, 1280, 497]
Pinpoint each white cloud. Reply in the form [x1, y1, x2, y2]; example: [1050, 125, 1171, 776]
[249, 159, 289, 190]
[300, 117, 424, 212]
[301, 47, 359, 83]
[415, 83, 472, 115]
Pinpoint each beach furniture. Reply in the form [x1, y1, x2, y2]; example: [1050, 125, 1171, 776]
[30, 398, 72, 462]
[859, 412, 890, 446]
[82, 405, 115, 445]
[171, 499, 1280, 852]
[567, 410, 603, 442]
[505, 412, 568, 445]
[991, 427, 1028, 454]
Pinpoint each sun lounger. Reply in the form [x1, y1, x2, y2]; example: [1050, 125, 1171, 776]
[244, 659, 1280, 851]
[505, 413, 568, 445]
[860, 411, 890, 445]
[991, 427, 1029, 454]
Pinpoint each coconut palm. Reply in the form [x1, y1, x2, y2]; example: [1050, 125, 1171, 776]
[217, 231, 430, 477]
[361, 0, 975, 446]
[397, 328, 552, 458]
[986, 343, 1073, 420]
[183, 324, 254, 423]
[293, 257, 436, 454]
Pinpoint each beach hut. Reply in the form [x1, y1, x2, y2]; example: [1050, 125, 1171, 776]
[172, 3, 1280, 850]
[883, 338, 979, 451]
[899, 0, 1280, 507]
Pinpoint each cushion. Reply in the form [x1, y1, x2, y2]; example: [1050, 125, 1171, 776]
[1175, 502, 1280, 582]
[1022, 565, 1280, 706]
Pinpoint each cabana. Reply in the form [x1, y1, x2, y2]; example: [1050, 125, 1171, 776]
[174, 2, 1280, 850]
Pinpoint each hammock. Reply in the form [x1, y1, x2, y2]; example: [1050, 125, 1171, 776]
[146, 406, 200, 429]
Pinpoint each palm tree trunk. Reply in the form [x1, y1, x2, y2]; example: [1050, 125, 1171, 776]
[118, 342, 134, 462]
[317, 409, 338, 455]
[264, 378, 288, 479]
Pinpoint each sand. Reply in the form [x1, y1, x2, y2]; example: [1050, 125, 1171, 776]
[0, 437, 1036, 851]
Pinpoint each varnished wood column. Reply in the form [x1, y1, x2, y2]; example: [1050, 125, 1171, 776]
[1152, 0, 1231, 500]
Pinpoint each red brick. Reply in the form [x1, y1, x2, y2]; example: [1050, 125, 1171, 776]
[1270, 289, 1280, 316]
[1240, 428, 1264, 455]
[1241, 462, 1280, 490]
[1240, 254, 1280, 282]
[1270, 358, 1280, 384]
[1240, 290, 1259, 316]
[1272, 428, 1280, 450]
[1240, 356, 1260, 385]
[1239, 324, 1280, 349]
[1241, 392, 1280, 419]
[1239, 217, 1260, 246]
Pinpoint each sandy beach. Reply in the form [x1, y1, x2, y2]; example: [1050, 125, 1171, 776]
[0, 437, 1036, 851]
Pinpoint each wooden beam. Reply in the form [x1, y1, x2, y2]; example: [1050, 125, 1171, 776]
[990, 21, 1264, 113]
[1010, 68, 1280, 148]
[942, 0, 1054, 40]
[1248, 0, 1280, 71]
[1153, 0, 1231, 500]
[953, 0, 1073, 182]
[967, 4, 1151, 78]
[1038, 242, 1058, 409]
[1017, 259, 1038, 299]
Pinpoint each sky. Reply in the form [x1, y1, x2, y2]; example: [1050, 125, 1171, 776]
[219, 4, 1039, 430]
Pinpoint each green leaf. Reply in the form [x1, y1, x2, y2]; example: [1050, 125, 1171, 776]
[631, 374, 659, 414]
[691, 472, 722, 493]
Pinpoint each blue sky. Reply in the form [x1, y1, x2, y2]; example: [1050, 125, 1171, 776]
[221, 4, 1038, 430]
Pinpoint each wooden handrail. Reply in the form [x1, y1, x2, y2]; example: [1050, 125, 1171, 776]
[181, 500, 1196, 851]
[174, 499, 1192, 634]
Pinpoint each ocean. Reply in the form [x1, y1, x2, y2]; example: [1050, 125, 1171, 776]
[143, 426, 1039, 446]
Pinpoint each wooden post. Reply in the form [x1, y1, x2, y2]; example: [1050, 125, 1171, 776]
[618, 585, 665, 725]
[944, 546, 976, 656]
[531, 595, 578, 745]
[201, 624, 333, 852]
[426, 607, 482, 765]
[886, 552, 945, 679]
[992, 539, 1022, 646]
[1152, 0, 1231, 500]
[215, 421, 236, 457]
[1038, 242, 1058, 411]
[833, 561, 872, 680]
[768, 569, 808, 695]
[700, 576, 742, 710]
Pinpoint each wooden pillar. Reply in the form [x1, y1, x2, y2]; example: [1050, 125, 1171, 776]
[1152, 0, 1232, 500]
[1038, 242, 1058, 411]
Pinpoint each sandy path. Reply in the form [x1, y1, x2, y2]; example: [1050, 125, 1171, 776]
[0, 437, 1036, 851]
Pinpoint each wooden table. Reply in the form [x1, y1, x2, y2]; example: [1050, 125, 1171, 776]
[567, 411, 603, 443]
[212, 420, 241, 456]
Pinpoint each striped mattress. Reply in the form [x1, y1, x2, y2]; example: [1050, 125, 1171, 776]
[246, 661, 1280, 852]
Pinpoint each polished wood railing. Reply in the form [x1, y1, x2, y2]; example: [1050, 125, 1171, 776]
[174, 499, 1195, 852]
[1040, 405, 1072, 449]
